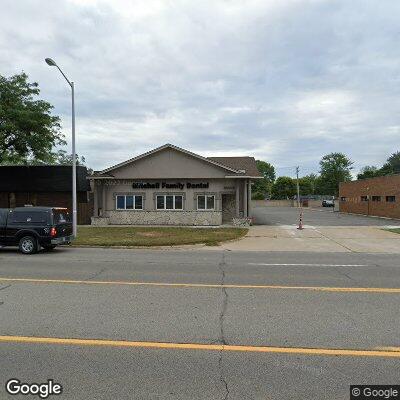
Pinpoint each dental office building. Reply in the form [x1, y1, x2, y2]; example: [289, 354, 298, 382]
[89, 144, 262, 226]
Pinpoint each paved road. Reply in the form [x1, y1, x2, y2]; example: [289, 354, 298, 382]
[0, 248, 399, 399]
[252, 206, 400, 226]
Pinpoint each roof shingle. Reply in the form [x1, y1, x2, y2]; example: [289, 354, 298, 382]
[207, 156, 262, 177]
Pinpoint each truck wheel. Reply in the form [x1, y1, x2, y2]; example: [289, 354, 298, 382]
[19, 236, 38, 255]
[43, 244, 57, 251]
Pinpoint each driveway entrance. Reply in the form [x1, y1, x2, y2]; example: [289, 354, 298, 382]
[251, 206, 400, 227]
[218, 206, 400, 253]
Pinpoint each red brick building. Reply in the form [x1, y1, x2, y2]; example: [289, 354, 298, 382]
[339, 174, 400, 219]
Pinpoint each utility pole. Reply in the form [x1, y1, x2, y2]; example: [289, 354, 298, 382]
[296, 166, 300, 208]
[296, 166, 304, 230]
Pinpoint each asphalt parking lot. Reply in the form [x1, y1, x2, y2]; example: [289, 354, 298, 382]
[252, 206, 400, 226]
[0, 248, 399, 399]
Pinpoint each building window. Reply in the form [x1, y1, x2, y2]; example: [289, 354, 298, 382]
[340, 197, 347, 202]
[371, 196, 381, 202]
[116, 196, 125, 209]
[360, 196, 368, 202]
[175, 195, 183, 210]
[156, 195, 183, 210]
[197, 195, 215, 210]
[135, 196, 143, 209]
[386, 196, 396, 203]
[126, 196, 134, 209]
[116, 195, 143, 210]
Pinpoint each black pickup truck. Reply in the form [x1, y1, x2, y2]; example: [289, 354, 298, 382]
[0, 207, 73, 254]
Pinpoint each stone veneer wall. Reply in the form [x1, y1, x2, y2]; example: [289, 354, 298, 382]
[107, 210, 222, 226]
[91, 217, 110, 226]
[232, 217, 252, 227]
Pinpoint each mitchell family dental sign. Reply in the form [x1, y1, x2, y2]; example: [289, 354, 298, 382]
[132, 182, 210, 190]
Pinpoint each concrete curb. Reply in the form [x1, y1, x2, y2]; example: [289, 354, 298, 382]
[70, 244, 208, 250]
[336, 211, 400, 222]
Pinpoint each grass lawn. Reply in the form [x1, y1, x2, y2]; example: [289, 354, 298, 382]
[387, 228, 400, 235]
[73, 226, 248, 247]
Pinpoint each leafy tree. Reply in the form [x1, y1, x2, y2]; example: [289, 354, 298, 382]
[251, 191, 265, 200]
[256, 160, 275, 182]
[0, 72, 65, 164]
[357, 165, 379, 180]
[53, 150, 93, 174]
[314, 175, 326, 195]
[299, 174, 318, 195]
[318, 153, 353, 196]
[270, 176, 296, 199]
[252, 160, 275, 199]
[356, 151, 400, 180]
[55, 150, 87, 166]
[380, 151, 400, 175]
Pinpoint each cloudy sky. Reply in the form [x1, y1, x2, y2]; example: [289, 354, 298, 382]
[1, 0, 399, 176]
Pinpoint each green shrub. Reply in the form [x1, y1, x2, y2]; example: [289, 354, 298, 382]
[252, 191, 265, 200]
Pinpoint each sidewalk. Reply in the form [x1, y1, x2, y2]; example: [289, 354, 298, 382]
[218, 225, 400, 253]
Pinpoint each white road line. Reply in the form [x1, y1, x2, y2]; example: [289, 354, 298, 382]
[279, 225, 316, 229]
[247, 263, 369, 267]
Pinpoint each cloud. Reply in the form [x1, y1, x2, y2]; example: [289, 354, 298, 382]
[1, 0, 400, 176]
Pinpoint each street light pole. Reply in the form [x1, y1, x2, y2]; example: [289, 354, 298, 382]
[45, 58, 77, 237]
[71, 82, 77, 237]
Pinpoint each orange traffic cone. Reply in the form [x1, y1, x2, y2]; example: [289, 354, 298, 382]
[297, 210, 304, 230]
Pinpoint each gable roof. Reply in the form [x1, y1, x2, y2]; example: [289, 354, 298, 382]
[98, 144, 239, 175]
[207, 157, 263, 177]
[94, 143, 262, 178]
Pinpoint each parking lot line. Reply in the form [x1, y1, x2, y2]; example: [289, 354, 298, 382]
[0, 335, 399, 358]
[0, 277, 399, 293]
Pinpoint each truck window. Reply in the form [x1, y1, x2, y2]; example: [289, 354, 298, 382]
[0, 209, 8, 225]
[10, 211, 50, 224]
[53, 210, 71, 224]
